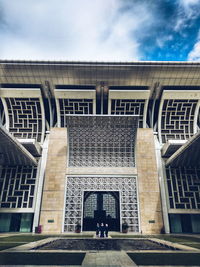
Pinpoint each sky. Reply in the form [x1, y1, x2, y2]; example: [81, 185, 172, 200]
[0, 0, 200, 61]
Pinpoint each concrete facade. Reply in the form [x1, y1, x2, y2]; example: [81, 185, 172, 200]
[0, 60, 200, 234]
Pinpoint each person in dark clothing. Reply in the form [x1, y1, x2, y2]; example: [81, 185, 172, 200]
[96, 223, 100, 237]
[99, 223, 105, 238]
[105, 223, 109, 237]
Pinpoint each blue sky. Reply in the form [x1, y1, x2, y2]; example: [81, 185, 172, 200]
[0, 0, 200, 61]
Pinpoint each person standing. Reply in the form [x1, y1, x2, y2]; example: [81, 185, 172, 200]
[100, 223, 105, 238]
[96, 223, 100, 237]
[105, 223, 109, 237]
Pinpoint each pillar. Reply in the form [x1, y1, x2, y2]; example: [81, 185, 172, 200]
[136, 128, 164, 234]
[39, 128, 67, 233]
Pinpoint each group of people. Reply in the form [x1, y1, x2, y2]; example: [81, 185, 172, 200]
[96, 223, 109, 238]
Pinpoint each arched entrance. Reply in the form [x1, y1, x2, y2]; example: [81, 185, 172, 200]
[83, 191, 120, 231]
[64, 176, 139, 233]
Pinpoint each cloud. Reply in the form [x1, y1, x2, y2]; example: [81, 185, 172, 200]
[0, 0, 156, 61]
[1, 0, 199, 61]
[188, 41, 200, 60]
[156, 35, 173, 48]
[174, 0, 200, 31]
[180, 0, 200, 7]
[187, 30, 200, 60]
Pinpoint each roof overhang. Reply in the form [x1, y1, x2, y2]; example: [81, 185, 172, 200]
[166, 131, 200, 167]
[1, 60, 200, 88]
[0, 125, 38, 166]
[162, 140, 187, 158]
[17, 139, 41, 157]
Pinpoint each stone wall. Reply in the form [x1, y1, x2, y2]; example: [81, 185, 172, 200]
[39, 128, 67, 233]
[136, 128, 164, 234]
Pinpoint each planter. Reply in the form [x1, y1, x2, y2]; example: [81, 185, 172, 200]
[75, 224, 81, 233]
[122, 223, 129, 233]
[35, 225, 42, 234]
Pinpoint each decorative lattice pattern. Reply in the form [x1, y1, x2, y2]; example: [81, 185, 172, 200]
[111, 99, 145, 127]
[160, 99, 198, 143]
[64, 176, 139, 232]
[59, 99, 93, 127]
[166, 167, 200, 209]
[68, 116, 137, 167]
[0, 166, 37, 209]
[5, 98, 44, 142]
[103, 194, 116, 218]
[84, 194, 97, 218]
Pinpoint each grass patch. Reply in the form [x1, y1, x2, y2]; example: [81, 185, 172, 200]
[0, 235, 51, 242]
[152, 235, 200, 249]
[0, 234, 93, 242]
[128, 252, 200, 266]
[0, 235, 52, 251]
[0, 252, 85, 265]
[155, 235, 200, 244]
[0, 243, 26, 251]
[181, 243, 200, 249]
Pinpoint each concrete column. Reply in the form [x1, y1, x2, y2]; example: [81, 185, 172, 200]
[39, 128, 67, 233]
[154, 134, 170, 233]
[136, 128, 164, 234]
[33, 133, 50, 232]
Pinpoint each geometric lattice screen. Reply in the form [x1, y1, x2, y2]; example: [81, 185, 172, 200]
[166, 167, 200, 210]
[83, 192, 117, 218]
[84, 194, 97, 218]
[64, 176, 139, 232]
[67, 115, 138, 167]
[160, 99, 198, 143]
[59, 99, 93, 127]
[111, 99, 145, 128]
[4, 97, 44, 142]
[103, 193, 117, 218]
[0, 166, 37, 209]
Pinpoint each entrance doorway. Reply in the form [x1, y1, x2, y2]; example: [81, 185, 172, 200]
[83, 191, 120, 231]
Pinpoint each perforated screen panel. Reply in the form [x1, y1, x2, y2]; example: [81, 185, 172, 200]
[67, 116, 138, 167]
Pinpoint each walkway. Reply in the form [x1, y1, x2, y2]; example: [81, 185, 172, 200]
[82, 251, 136, 266]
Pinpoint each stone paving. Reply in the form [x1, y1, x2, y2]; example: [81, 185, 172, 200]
[82, 251, 136, 266]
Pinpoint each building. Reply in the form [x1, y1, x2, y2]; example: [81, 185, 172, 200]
[0, 60, 200, 234]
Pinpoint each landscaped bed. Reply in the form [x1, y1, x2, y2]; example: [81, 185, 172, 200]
[35, 238, 178, 251]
